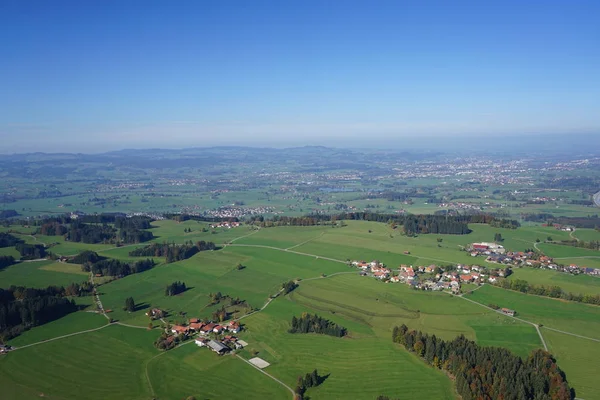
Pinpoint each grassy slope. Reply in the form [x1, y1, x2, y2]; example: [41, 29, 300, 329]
[467, 285, 600, 340]
[0, 326, 157, 400]
[237, 298, 457, 400]
[0, 260, 90, 287]
[508, 267, 600, 296]
[543, 329, 600, 400]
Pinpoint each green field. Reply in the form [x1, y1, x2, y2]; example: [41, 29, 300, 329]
[0, 260, 90, 287]
[2, 220, 599, 399]
[508, 267, 600, 296]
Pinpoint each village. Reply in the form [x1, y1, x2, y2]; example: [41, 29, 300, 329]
[350, 259, 509, 294]
[467, 242, 600, 277]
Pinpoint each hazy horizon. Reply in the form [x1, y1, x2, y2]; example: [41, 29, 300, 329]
[2, 1, 600, 153]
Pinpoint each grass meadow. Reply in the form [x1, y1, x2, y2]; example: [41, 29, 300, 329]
[508, 267, 600, 296]
[2, 220, 599, 399]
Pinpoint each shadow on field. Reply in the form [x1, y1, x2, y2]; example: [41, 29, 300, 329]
[134, 302, 150, 312]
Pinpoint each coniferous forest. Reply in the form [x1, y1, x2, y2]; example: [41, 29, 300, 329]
[0, 285, 85, 341]
[129, 240, 216, 263]
[391, 324, 572, 400]
[289, 313, 346, 337]
[0, 232, 23, 248]
[81, 258, 155, 277]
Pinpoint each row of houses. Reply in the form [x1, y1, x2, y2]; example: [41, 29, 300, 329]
[170, 319, 241, 337]
[209, 221, 241, 229]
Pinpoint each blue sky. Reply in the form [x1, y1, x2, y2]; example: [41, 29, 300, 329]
[1, 0, 599, 152]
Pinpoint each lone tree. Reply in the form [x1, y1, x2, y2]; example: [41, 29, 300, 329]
[125, 296, 135, 312]
[494, 233, 503, 242]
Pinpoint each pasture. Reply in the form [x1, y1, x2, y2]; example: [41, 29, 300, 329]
[508, 267, 600, 296]
[2, 220, 599, 399]
[0, 260, 90, 288]
[467, 285, 600, 340]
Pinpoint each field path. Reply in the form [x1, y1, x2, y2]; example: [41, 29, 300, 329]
[235, 354, 295, 399]
[144, 339, 196, 398]
[90, 272, 110, 320]
[286, 232, 325, 250]
[455, 291, 549, 351]
[541, 326, 600, 343]
[224, 243, 347, 264]
[10, 323, 111, 351]
[227, 227, 262, 244]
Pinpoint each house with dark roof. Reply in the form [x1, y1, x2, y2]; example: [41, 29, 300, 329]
[207, 340, 229, 355]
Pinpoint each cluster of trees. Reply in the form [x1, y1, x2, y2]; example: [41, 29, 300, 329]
[0, 256, 16, 271]
[249, 212, 519, 235]
[129, 240, 216, 263]
[524, 214, 600, 229]
[154, 332, 179, 350]
[494, 233, 504, 242]
[557, 239, 600, 251]
[282, 281, 298, 294]
[66, 221, 116, 243]
[39, 221, 68, 236]
[165, 281, 187, 296]
[0, 232, 23, 248]
[65, 220, 154, 244]
[489, 218, 520, 229]
[211, 306, 229, 322]
[15, 243, 46, 260]
[295, 369, 324, 399]
[392, 325, 572, 400]
[0, 285, 80, 341]
[114, 216, 152, 230]
[68, 250, 103, 264]
[289, 313, 346, 337]
[81, 258, 155, 278]
[496, 278, 600, 305]
[124, 297, 136, 312]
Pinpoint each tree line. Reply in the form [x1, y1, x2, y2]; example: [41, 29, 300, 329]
[129, 240, 216, 263]
[0, 285, 87, 341]
[0, 232, 23, 248]
[67, 250, 104, 264]
[248, 212, 520, 235]
[391, 324, 572, 400]
[81, 258, 155, 278]
[495, 278, 600, 305]
[0, 256, 16, 271]
[556, 239, 600, 251]
[15, 243, 46, 260]
[289, 313, 346, 337]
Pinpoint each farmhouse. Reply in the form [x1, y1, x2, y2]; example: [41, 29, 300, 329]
[200, 323, 216, 335]
[227, 321, 241, 333]
[501, 308, 516, 317]
[171, 325, 189, 335]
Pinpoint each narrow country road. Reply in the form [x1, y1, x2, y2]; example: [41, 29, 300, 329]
[235, 354, 296, 399]
[456, 292, 548, 351]
[10, 324, 111, 351]
[541, 326, 600, 343]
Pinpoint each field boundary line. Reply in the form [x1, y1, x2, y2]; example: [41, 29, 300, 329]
[11, 323, 111, 351]
[227, 227, 261, 245]
[454, 291, 548, 351]
[235, 354, 295, 399]
[224, 243, 347, 264]
[541, 326, 600, 343]
[286, 231, 325, 250]
[144, 339, 195, 398]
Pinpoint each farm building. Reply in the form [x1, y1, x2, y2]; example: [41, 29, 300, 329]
[207, 340, 229, 355]
[501, 308, 515, 317]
